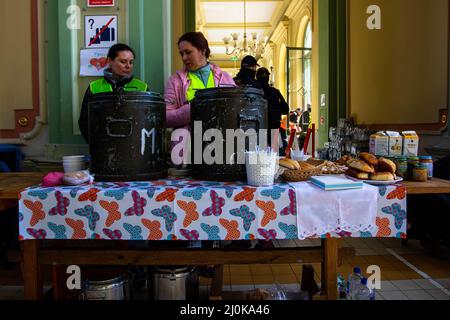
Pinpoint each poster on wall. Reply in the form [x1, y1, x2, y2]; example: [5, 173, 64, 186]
[80, 48, 110, 77]
[84, 15, 118, 48]
[87, 0, 115, 7]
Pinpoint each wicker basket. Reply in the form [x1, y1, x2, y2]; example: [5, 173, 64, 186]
[305, 159, 326, 168]
[282, 168, 321, 182]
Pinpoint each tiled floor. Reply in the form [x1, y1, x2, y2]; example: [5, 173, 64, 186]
[1, 238, 449, 300]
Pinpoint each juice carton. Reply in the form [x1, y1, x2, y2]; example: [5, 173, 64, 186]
[370, 132, 389, 157]
[386, 131, 403, 157]
[402, 131, 419, 156]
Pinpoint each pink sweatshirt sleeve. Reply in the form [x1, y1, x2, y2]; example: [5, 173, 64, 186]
[220, 72, 237, 87]
[165, 75, 190, 128]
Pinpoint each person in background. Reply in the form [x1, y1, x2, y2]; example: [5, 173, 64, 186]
[279, 114, 289, 155]
[234, 55, 262, 88]
[286, 110, 300, 137]
[78, 44, 148, 143]
[256, 67, 289, 149]
[300, 104, 312, 133]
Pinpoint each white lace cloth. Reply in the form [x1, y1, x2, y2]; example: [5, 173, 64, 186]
[289, 182, 379, 240]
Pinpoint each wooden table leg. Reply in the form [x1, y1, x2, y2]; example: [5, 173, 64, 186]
[210, 265, 224, 298]
[322, 238, 339, 300]
[23, 240, 42, 300]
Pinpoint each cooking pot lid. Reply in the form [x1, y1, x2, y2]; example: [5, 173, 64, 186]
[153, 266, 195, 274]
[90, 91, 165, 103]
[193, 86, 264, 100]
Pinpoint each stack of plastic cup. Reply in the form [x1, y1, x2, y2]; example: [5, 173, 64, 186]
[245, 151, 278, 187]
[63, 155, 86, 173]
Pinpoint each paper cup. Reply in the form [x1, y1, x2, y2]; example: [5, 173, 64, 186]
[63, 155, 85, 161]
[62, 155, 86, 173]
[63, 162, 85, 173]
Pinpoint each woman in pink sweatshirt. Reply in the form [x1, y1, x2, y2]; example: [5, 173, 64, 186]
[165, 32, 236, 165]
[165, 32, 236, 128]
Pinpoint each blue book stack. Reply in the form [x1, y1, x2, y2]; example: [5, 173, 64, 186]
[310, 175, 363, 191]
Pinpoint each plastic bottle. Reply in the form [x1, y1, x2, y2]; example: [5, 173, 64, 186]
[337, 274, 347, 299]
[347, 267, 363, 300]
[356, 278, 372, 300]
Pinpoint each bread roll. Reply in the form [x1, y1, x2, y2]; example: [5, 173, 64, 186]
[279, 158, 300, 170]
[346, 168, 370, 180]
[378, 158, 396, 174]
[359, 152, 379, 167]
[348, 160, 375, 173]
[298, 161, 317, 170]
[371, 172, 395, 181]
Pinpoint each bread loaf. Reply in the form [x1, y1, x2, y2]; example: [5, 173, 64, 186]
[346, 168, 370, 180]
[359, 152, 379, 167]
[348, 160, 375, 173]
[371, 172, 395, 181]
[378, 158, 396, 174]
[279, 158, 300, 170]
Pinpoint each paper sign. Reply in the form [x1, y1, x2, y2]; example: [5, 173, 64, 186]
[85, 15, 118, 48]
[87, 0, 115, 7]
[80, 48, 109, 77]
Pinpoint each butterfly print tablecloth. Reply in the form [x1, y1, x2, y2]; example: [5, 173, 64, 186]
[18, 179, 407, 241]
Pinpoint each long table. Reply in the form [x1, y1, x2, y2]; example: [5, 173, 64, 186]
[2, 173, 450, 300]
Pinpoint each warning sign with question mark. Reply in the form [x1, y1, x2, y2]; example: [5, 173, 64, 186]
[84, 15, 118, 48]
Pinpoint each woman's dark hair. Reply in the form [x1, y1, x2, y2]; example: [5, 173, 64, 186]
[178, 32, 211, 59]
[107, 44, 135, 60]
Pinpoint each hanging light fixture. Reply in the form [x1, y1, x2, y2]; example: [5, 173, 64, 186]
[222, 0, 268, 60]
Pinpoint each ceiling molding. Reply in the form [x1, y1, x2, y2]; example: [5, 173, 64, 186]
[199, 0, 284, 2]
[271, 19, 289, 44]
[265, 0, 291, 45]
[204, 22, 272, 29]
[286, 0, 306, 18]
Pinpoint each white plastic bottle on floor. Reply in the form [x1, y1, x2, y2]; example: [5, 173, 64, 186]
[356, 278, 372, 300]
[347, 267, 362, 300]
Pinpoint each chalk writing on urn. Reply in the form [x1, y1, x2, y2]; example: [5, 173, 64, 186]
[141, 128, 156, 156]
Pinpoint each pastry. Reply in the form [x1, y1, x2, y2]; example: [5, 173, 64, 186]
[346, 168, 370, 180]
[348, 160, 375, 173]
[359, 152, 379, 167]
[336, 155, 354, 166]
[378, 158, 396, 174]
[371, 172, 395, 181]
[279, 158, 300, 170]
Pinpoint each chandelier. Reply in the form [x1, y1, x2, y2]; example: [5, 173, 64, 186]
[222, 0, 269, 60]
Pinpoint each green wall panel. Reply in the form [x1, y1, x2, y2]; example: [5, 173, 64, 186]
[318, 0, 330, 149]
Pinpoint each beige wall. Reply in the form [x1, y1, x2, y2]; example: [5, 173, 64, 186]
[349, 0, 448, 125]
[312, 0, 318, 129]
[0, 0, 33, 130]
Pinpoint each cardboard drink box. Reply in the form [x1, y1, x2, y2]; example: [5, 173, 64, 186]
[370, 132, 389, 157]
[402, 131, 419, 156]
[386, 131, 403, 157]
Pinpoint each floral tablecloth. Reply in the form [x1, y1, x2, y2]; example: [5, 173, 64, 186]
[18, 179, 407, 241]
